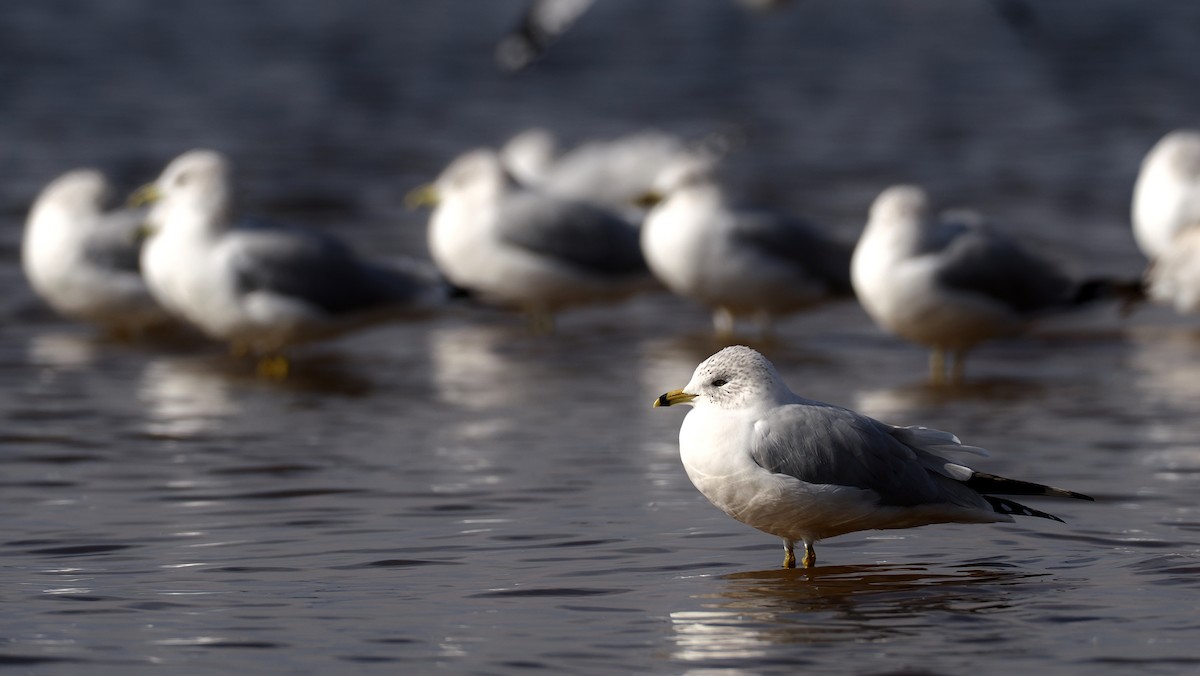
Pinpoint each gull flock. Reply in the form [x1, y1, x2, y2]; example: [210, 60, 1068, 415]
[24, 128, 1184, 382]
[19, 128, 1199, 566]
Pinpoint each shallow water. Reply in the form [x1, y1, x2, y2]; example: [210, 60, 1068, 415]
[4, 1, 1200, 673]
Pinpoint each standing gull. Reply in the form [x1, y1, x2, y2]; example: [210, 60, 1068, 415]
[852, 184, 1141, 383]
[1131, 130, 1200, 313]
[654, 345, 1093, 569]
[136, 149, 447, 374]
[409, 148, 652, 330]
[640, 159, 853, 337]
[22, 168, 172, 336]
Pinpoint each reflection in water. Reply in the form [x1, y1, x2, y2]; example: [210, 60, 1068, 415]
[137, 357, 240, 438]
[136, 352, 375, 437]
[855, 377, 1048, 422]
[428, 322, 530, 414]
[671, 563, 1041, 662]
[1128, 327, 1200, 472]
[27, 332, 100, 370]
[426, 321, 566, 443]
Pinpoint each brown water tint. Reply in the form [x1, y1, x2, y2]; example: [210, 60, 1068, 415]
[3, 1, 1200, 673]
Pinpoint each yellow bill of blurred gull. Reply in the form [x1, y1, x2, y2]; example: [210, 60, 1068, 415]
[1132, 129, 1200, 313]
[408, 148, 653, 331]
[22, 168, 173, 336]
[654, 345, 1093, 569]
[640, 159, 853, 337]
[852, 184, 1143, 383]
[135, 149, 448, 375]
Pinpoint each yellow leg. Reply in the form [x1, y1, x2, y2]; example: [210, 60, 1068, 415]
[801, 541, 816, 569]
[257, 355, 290, 379]
[782, 541, 796, 569]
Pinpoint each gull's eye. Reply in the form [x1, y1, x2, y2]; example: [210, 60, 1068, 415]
[711, 378, 728, 388]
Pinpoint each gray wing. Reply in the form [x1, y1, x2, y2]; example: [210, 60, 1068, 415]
[749, 403, 984, 509]
[495, 192, 648, 277]
[931, 220, 1076, 314]
[81, 208, 148, 274]
[730, 209, 854, 295]
[230, 219, 434, 316]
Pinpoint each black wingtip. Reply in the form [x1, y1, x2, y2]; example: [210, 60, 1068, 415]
[965, 472, 1094, 502]
[984, 496, 1066, 523]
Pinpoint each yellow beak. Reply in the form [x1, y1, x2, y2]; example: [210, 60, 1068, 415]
[128, 183, 162, 208]
[404, 183, 439, 210]
[653, 389, 697, 408]
[632, 190, 664, 209]
[131, 221, 158, 244]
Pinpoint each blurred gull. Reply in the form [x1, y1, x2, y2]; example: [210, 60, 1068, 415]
[500, 128, 559, 187]
[496, 0, 794, 72]
[22, 169, 172, 335]
[1131, 130, 1200, 313]
[654, 345, 1093, 569]
[409, 148, 652, 330]
[137, 149, 447, 375]
[496, 1, 1036, 74]
[501, 128, 717, 220]
[640, 159, 853, 337]
[852, 185, 1142, 383]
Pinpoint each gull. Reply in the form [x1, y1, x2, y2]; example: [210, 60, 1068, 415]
[500, 128, 560, 187]
[136, 149, 447, 375]
[640, 159, 853, 337]
[852, 184, 1142, 383]
[495, 0, 798, 73]
[22, 168, 172, 336]
[1131, 129, 1200, 313]
[654, 345, 1093, 569]
[408, 148, 652, 330]
[500, 128, 714, 220]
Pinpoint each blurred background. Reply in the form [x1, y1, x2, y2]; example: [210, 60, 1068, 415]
[1, 0, 1198, 259]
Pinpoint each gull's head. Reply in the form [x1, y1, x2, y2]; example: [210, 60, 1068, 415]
[134, 149, 234, 233]
[435, 149, 514, 201]
[635, 155, 719, 209]
[869, 184, 930, 226]
[501, 128, 558, 185]
[654, 345, 791, 411]
[1150, 129, 1200, 180]
[35, 169, 110, 218]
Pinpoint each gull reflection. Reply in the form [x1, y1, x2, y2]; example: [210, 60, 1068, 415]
[1128, 326, 1200, 473]
[427, 322, 568, 444]
[27, 332, 100, 370]
[137, 356, 239, 437]
[428, 322, 531, 413]
[671, 563, 1040, 662]
[855, 377, 1048, 422]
